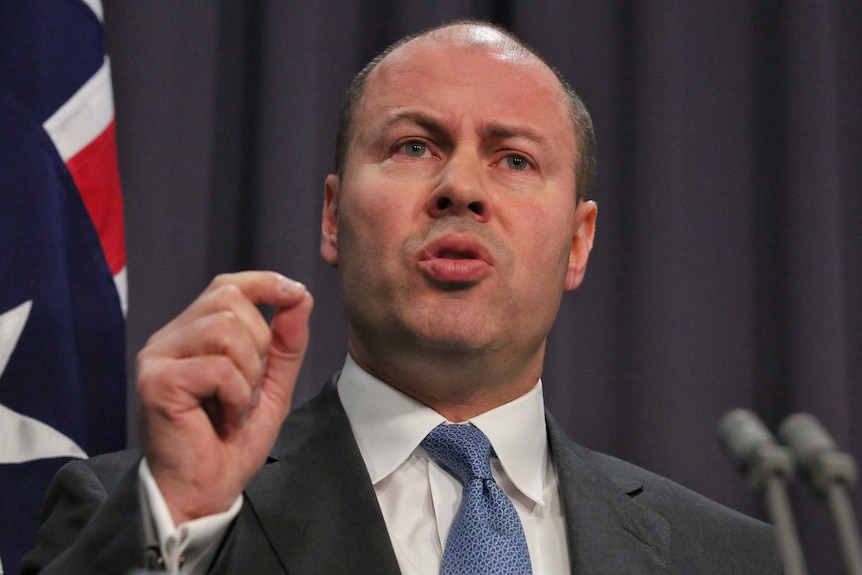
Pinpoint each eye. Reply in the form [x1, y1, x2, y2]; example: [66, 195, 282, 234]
[400, 141, 429, 158]
[502, 153, 531, 171]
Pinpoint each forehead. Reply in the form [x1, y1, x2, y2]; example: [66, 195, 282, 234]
[354, 32, 575, 150]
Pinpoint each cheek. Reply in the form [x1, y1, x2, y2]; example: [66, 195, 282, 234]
[512, 205, 574, 278]
[344, 216, 404, 261]
[339, 165, 437, 257]
[336, 183, 414, 272]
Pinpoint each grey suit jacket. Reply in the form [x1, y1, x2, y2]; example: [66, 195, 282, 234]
[22, 379, 780, 574]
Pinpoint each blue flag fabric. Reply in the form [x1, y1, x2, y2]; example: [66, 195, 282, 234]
[0, 1, 126, 572]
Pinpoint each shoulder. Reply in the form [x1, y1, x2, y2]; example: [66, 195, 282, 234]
[588, 447, 769, 531]
[548, 417, 779, 573]
[594, 449, 776, 567]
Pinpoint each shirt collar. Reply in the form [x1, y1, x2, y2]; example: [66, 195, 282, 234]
[337, 355, 549, 506]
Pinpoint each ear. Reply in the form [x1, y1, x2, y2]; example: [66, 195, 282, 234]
[564, 200, 597, 291]
[320, 174, 340, 266]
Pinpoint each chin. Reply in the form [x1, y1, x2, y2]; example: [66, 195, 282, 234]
[413, 333, 488, 354]
[402, 316, 498, 355]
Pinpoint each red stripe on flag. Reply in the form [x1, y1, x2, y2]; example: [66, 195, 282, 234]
[65, 119, 126, 275]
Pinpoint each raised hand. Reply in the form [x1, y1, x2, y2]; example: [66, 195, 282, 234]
[137, 271, 313, 525]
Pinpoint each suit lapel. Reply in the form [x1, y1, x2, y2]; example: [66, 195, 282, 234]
[548, 415, 669, 574]
[216, 381, 671, 574]
[236, 379, 401, 575]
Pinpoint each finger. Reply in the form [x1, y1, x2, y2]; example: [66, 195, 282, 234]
[141, 310, 266, 385]
[140, 354, 255, 432]
[257, 291, 314, 414]
[149, 272, 307, 349]
[206, 271, 308, 310]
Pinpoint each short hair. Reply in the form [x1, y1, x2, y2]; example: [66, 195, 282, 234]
[334, 20, 596, 202]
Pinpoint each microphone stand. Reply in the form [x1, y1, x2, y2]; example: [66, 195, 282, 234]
[779, 413, 862, 575]
[719, 409, 808, 575]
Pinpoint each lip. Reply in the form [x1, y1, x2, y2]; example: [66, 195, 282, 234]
[416, 234, 495, 285]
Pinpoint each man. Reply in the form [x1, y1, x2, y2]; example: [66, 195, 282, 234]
[23, 21, 780, 574]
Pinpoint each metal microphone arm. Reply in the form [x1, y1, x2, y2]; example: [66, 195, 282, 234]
[779, 413, 862, 575]
[718, 408, 808, 575]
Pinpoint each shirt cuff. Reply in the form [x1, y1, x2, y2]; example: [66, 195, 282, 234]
[139, 458, 243, 574]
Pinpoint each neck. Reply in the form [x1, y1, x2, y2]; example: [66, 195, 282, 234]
[347, 336, 544, 422]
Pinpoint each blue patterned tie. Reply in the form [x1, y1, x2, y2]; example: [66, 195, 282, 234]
[421, 423, 532, 575]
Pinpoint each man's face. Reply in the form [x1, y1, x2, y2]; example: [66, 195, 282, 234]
[321, 31, 596, 377]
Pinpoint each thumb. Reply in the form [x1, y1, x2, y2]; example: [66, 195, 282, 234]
[261, 291, 314, 413]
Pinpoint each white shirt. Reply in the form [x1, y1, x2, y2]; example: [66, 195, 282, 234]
[141, 355, 569, 574]
[338, 355, 570, 575]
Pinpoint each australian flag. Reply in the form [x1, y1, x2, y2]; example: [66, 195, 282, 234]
[0, 1, 126, 572]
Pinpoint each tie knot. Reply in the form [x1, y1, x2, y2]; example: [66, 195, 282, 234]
[421, 423, 493, 483]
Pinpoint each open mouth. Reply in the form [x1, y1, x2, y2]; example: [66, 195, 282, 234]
[417, 235, 493, 286]
[438, 249, 479, 260]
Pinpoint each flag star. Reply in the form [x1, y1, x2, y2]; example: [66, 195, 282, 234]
[0, 301, 88, 463]
[0, 301, 32, 375]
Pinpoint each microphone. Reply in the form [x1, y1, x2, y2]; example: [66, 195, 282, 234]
[778, 413, 862, 575]
[718, 408, 808, 575]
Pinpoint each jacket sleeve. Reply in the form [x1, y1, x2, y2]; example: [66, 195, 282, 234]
[20, 451, 151, 575]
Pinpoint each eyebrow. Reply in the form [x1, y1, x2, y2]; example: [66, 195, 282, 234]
[375, 111, 550, 150]
[482, 123, 549, 150]
[374, 110, 439, 131]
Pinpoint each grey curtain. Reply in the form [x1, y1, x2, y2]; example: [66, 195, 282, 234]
[104, 1, 861, 571]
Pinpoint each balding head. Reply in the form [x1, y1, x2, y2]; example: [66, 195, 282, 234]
[414, 22, 533, 62]
[334, 21, 596, 202]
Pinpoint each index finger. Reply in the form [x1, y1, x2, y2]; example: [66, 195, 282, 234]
[148, 271, 308, 350]
[206, 271, 307, 307]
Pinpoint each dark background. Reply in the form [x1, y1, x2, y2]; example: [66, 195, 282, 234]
[103, 1, 861, 572]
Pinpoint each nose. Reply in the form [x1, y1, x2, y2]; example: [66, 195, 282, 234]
[427, 151, 489, 222]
